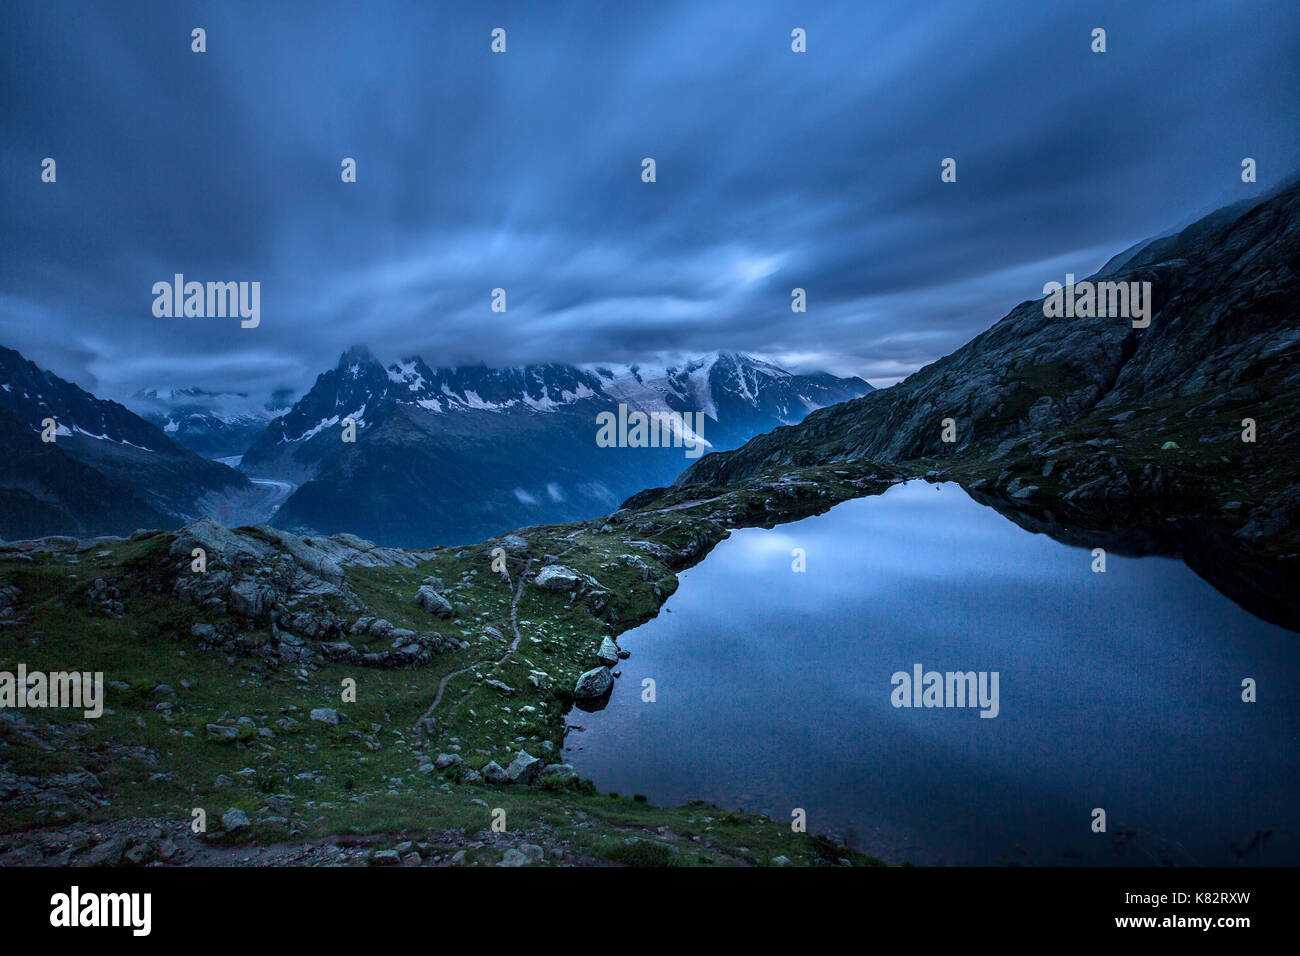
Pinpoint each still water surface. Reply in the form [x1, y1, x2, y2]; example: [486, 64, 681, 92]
[564, 482, 1299, 865]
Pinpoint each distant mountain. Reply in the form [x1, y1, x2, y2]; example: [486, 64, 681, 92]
[0, 346, 251, 539]
[131, 386, 291, 460]
[242, 348, 872, 545]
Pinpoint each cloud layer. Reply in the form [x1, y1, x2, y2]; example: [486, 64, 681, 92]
[3, 0, 1298, 400]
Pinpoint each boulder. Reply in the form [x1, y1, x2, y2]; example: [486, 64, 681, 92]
[434, 753, 465, 771]
[534, 565, 583, 591]
[573, 666, 613, 700]
[596, 636, 621, 667]
[170, 517, 274, 567]
[414, 585, 454, 619]
[501, 534, 529, 555]
[206, 723, 237, 742]
[228, 578, 278, 618]
[310, 708, 340, 725]
[221, 808, 251, 832]
[505, 751, 543, 785]
[480, 761, 509, 785]
[83, 835, 128, 866]
[518, 844, 544, 864]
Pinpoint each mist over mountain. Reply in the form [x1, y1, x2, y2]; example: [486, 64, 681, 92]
[0, 346, 252, 538]
[242, 348, 872, 545]
[0, 341, 869, 545]
[131, 386, 292, 460]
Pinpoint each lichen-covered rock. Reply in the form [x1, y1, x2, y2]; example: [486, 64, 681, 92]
[505, 751, 543, 785]
[221, 808, 250, 832]
[227, 578, 279, 618]
[573, 666, 613, 700]
[501, 534, 529, 555]
[534, 565, 583, 590]
[434, 753, 465, 771]
[414, 585, 454, 618]
[596, 636, 621, 666]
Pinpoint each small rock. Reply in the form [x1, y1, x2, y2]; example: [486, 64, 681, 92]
[206, 723, 238, 742]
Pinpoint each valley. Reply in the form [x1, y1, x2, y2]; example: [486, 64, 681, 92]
[1, 174, 1297, 868]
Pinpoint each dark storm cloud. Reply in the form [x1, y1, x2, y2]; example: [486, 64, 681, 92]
[2, 0, 1298, 399]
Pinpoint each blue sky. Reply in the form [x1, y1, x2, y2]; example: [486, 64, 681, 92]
[2, 0, 1298, 401]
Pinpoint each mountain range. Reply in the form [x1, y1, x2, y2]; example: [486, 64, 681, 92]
[240, 349, 872, 546]
[0, 346, 252, 538]
[133, 386, 292, 460]
[9, 171, 1296, 560]
[0, 345, 871, 544]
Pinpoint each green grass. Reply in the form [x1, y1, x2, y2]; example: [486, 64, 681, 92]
[0, 511, 887, 865]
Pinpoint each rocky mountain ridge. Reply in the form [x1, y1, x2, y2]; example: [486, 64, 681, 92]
[676, 180, 1300, 567]
[0, 347, 251, 539]
[240, 348, 872, 546]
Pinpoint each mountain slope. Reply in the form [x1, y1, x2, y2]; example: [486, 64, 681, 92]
[0, 346, 251, 533]
[678, 181, 1300, 559]
[131, 386, 290, 460]
[240, 345, 397, 483]
[0, 407, 171, 539]
[242, 348, 871, 546]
